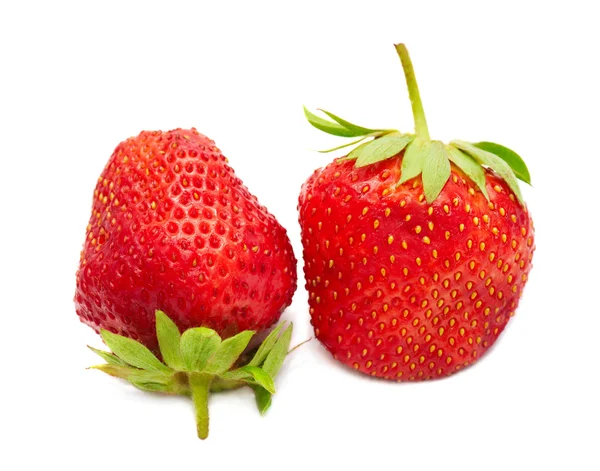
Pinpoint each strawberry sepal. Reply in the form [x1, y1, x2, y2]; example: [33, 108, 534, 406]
[89, 310, 294, 439]
[304, 43, 531, 206]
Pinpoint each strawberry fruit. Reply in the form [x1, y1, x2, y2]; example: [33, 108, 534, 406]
[299, 44, 534, 381]
[76, 128, 297, 437]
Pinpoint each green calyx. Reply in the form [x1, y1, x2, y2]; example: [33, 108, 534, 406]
[89, 310, 294, 439]
[304, 43, 531, 205]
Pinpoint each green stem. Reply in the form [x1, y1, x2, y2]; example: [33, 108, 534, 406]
[395, 43, 430, 140]
[189, 372, 213, 439]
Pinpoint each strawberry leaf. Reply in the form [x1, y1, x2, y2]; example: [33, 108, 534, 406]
[473, 141, 531, 184]
[421, 141, 451, 203]
[128, 371, 179, 393]
[318, 109, 385, 136]
[398, 138, 425, 185]
[354, 133, 414, 168]
[342, 139, 373, 161]
[318, 136, 370, 154]
[180, 327, 221, 372]
[87, 345, 129, 367]
[90, 364, 140, 380]
[205, 330, 255, 375]
[89, 312, 295, 440]
[100, 330, 171, 373]
[238, 366, 276, 394]
[252, 386, 273, 415]
[251, 324, 293, 414]
[248, 323, 285, 367]
[262, 323, 293, 378]
[446, 146, 489, 200]
[155, 310, 183, 370]
[304, 106, 365, 138]
[451, 140, 524, 204]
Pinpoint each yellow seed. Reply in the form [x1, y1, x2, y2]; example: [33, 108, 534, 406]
[388, 235, 394, 244]
[423, 236, 431, 244]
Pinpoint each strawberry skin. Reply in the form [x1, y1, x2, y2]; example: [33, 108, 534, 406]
[299, 157, 534, 380]
[75, 128, 297, 351]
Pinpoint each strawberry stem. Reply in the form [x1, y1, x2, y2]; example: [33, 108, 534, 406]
[395, 43, 430, 140]
[189, 372, 213, 439]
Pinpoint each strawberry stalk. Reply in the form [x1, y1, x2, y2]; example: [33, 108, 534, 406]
[189, 373, 212, 439]
[89, 310, 294, 439]
[395, 43, 430, 140]
[304, 43, 532, 204]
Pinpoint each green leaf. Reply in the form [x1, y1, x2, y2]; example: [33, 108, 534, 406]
[343, 139, 373, 161]
[398, 137, 425, 185]
[304, 106, 364, 138]
[473, 141, 531, 184]
[248, 323, 285, 367]
[88, 345, 129, 367]
[318, 109, 384, 136]
[92, 364, 184, 395]
[354, 133, 415, 168]
[90, 363, 140, 380]
[252, 386, 273, 415]
[205, 330, 255, 375]
[262, 323, 293, 378]
[180, 327, 222, 372]
[451, 140, 524, 203]
[100, 330, 170, 373]
[421, 141, 451, 203]
[155, 310, 183, 370]
[128, 371, 179, 394]
[318, 136, 369, 153]
[237, 366, 276, 394]
[446, 146, 489, 200]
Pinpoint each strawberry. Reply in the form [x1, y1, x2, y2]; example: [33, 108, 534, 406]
[299, 44, 534, 381]
[76, 128, 297, 438]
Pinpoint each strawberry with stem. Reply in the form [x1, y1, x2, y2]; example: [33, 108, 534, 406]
[300, 44, 534, 380]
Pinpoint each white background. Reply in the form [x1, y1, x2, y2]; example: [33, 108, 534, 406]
[1, 1, 599, 469]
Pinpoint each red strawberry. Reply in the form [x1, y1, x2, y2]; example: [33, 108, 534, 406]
[76, 128, 297, 438]
[299, 44, 534, 381]
[75, 128, 297, 350]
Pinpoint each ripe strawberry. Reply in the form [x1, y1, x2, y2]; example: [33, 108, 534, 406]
[299, 44, 534, 381]
[75, 128, 297, 350]
[76, 128, 297, 438]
